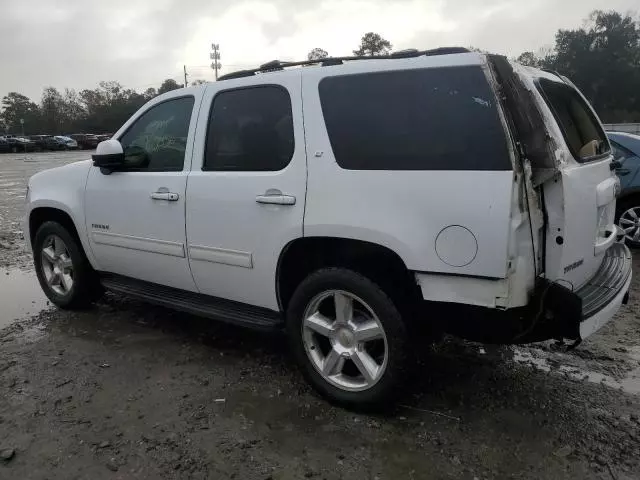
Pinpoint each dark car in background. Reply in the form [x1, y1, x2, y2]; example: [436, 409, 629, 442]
[5, 136, 36, 152]
[0, 137, 11, 153]
[41, 136, 70, 151]
[29, 135, 51, 151]
[609, 132, 640, 248]
[69, 134, 99, 150]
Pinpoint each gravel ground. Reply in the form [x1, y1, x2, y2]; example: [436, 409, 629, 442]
[1, 152, 639, 480]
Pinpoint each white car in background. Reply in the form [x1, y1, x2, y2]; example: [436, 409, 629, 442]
[24, 48, 631, 408]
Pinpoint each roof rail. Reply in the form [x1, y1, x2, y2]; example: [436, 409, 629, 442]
[217, 47, 470, 81]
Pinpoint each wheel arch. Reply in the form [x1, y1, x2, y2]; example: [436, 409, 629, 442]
[276, 236, 421, 313]
[28, 205, 95, 267]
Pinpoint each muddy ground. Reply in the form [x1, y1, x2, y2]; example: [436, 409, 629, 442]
[1, 152, 639, 480]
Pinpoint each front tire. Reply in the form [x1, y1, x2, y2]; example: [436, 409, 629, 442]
[33, 221, 101, 309]
[286, 268, 409, 409]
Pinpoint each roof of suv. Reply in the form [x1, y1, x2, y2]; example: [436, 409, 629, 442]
[157, 48, 489, 100]
[218, 47, 474, 81]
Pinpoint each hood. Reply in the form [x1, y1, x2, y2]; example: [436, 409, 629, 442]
[29, 159, 92, 187]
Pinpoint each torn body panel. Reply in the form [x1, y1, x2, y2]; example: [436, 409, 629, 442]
[418, 56, 627, 345]
[442, 55, 627, 344]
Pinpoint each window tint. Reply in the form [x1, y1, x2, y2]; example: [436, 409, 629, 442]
[318, 66, 511, 171]
[537, 78, 609, 162]
[204, 86, 294, 171]
[119, 96, 194, 172]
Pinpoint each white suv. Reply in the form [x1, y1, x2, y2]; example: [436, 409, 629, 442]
[25, 48, 631, 408]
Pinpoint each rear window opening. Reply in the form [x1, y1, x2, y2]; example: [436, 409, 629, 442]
[537, 78, 609, 162]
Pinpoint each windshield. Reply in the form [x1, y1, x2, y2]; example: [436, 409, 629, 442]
[537, 77, 609, 162]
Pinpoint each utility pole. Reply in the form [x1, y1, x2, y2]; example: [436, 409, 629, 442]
[183, 65, 188, 88]
[210, 44, 221, 80]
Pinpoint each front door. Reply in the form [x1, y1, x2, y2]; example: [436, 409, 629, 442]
[186, 75, 306, 310]
[85, 91, 201, 291]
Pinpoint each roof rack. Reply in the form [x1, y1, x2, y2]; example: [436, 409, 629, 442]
[217, 47, 470, 81]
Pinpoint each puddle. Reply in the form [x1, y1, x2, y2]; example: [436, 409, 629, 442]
[514, 347, 640, 395]
[0, 268, 50, 329]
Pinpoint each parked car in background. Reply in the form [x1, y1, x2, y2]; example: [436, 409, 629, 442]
[0, 136, 11, 153]
[6, 136, 36, 152]
[53, 136, 78, 150]
[40, 136, 67, 151]
[609, 132, 640, 248]
[96, 134, 113, 142]
[30, 135, 52, 151]
[69, 134, 99, 150]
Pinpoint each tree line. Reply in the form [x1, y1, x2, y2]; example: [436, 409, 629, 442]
[515, 10, 640, 123]
[0, 78, 184, 136]
[2, 9, 639, 137]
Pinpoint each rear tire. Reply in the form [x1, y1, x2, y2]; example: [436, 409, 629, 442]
[33, 221, 102, 309]
[286, 268, 409, 410]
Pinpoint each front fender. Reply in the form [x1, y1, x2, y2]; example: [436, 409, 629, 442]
[26, 160, 97, 268]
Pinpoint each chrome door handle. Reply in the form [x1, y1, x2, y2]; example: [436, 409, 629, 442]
[151, 192, 179, 201]
[255, 194, 296, 205]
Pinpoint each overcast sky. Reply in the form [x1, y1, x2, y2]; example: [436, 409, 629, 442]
[1, 0, 637, 100]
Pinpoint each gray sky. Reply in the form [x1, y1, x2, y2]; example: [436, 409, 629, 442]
[1, 0, 637, 101]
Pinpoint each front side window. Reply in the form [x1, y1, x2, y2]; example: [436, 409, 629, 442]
[119, 96, 194, 172]
[203, 86, 294, 171]
[318, 66, 511, 171]
[537, 78, 609, 162]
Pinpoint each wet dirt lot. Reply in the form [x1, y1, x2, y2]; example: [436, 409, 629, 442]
[1, 152, 639, 480]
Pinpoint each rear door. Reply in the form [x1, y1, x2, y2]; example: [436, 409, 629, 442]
[520, 70, 617, 288]
[185, 74, 306, 310]
[535, 74, 618, 288]
[489, 57, 618, 290]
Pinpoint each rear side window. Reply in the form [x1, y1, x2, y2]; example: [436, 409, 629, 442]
[537, 78, 609, 162]
[204, 86, 294, 171]
[318, 66, 511, 171]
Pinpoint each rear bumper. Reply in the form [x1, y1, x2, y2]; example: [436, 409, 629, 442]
[431, 242, 632, 344]
[576, 242, 632, 340]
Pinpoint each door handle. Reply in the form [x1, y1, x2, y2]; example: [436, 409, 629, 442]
[256, 194, 296, 205]
[151, 192, 179, 201]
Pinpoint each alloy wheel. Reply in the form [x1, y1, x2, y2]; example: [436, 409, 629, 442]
[40, 234, 74, 296]
[301, 290, 388, 392]
[619, 206, 640, 244]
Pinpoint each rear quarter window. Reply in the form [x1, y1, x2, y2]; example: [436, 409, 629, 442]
[318, 66, 511, 171]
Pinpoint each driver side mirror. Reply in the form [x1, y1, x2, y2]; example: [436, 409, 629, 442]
[92, 139, 150, 174]
[92, 139, 125, 174]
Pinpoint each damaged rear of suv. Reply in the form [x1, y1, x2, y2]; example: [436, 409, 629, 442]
[468, 56, 632, 346]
